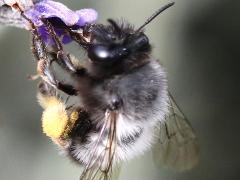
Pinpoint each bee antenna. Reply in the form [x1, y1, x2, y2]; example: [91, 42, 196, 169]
[136, 2, 175, 32]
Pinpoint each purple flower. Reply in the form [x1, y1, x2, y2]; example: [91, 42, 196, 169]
[24, 0, 97, 44]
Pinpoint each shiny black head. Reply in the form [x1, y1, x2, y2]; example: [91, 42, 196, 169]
[87, 2, 175, 70]
[82, 2, 175, 78]
[88, 19, 151, 67]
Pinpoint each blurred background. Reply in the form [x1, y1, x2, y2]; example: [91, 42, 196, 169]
[0, 0, 239, 179]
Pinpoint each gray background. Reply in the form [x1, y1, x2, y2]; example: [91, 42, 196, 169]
[0, 0, 239, 179]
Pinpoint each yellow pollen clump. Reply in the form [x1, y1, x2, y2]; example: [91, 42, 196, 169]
[70, 111, 79, 124]
[61, 111, 79, 138]
[42, 103, 68, 139]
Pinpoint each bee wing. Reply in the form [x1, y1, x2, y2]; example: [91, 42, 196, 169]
[80, 165, 121, 180]
[80, 111, 120, 180]
[152, 92, 199, 171]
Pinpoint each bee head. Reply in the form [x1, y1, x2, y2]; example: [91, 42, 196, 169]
[87, 19, 151, 66]
[84, 2, 174, 77]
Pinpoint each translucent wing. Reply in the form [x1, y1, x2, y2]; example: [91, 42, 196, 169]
[83, 165, 121, 180]
[79, 111, 121, 180]
[152, 92, 199, 171]
[80, 165, 121, 180]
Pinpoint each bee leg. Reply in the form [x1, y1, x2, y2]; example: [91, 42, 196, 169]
[20, 13, 78, 96]
[41, 18, 78, 73]
[66, 23, 94, 49]
[37, 58, 78, 96]
[47, 51, 87, 75]
[32, 36, 78, 95]
[38, 80, 56, 97]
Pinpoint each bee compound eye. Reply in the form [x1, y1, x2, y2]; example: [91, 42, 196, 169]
[126, 34, 150, 52]
[88, 45, 111, 62]
[88, 44, 129, 64]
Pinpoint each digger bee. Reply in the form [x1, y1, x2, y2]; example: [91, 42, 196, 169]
[20, 1, 199, 179]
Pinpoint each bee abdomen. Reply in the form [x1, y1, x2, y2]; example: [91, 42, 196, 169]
[69, 110, 93, 143]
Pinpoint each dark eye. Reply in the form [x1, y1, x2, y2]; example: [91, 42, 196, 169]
[88, 45, 111, 62]
[88, 44, 129, 63]
[125, 34, 150, 52]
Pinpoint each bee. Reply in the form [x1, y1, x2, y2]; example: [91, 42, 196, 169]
[19, 1, 199, 179]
